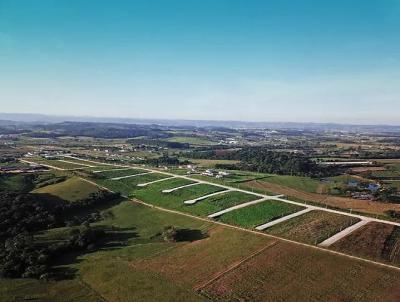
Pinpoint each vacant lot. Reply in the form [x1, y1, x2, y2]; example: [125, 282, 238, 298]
[94, 168, 148, 179]
[330, 222, 400, 267]
[56, 157, 96, 167]
[33, 177, 101, 202]
[95, 173, 170, 196]
[244, 179, 400, 217]
[34, 159, 85, 170]
[259, 174, 323, 193]
[266, 210, 360, 245]
[133, 179, 227, 213]
[217, 200, 304, 228]
[202, 241, 400, 302]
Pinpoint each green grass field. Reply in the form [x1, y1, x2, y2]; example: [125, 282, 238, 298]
[217, 200, 304, 228]
[265, 210, 361, 245]
[34, 159, 86, 170]
[134, 181, 257, 216]
[33, 177, 102, 202]
[94, 173, 172, 196]
[94, 168, 148, 179]
[133, 179, 226, 213]
[259, 175, 323, 193]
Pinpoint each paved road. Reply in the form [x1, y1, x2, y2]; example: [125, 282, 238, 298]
[184, 189, 231, 205]
[58, 159, 95, 167]
[319, 220, 370, 247]
[208, 197, 268, 218]
[162, 182, 201, 193]
[137, 176, 176, 187]
[111, 172, 153, 180]
[255, 208, 313, 230]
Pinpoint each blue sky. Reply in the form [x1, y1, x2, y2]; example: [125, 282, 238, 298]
[0, 0, 399, 124]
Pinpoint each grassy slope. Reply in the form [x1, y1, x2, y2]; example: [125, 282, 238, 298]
[218, 200, 304, 228]
[33, 177, 101, 202]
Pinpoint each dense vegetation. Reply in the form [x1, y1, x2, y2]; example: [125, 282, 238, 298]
[27, 122, 172, 139]
[0, 186, 120, 279]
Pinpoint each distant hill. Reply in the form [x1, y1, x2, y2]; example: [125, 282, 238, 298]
[0, 112, 400, 133]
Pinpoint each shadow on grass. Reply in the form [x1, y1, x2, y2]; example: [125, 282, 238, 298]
[49, 225, 139, 280]
[174, 228, 208, 242]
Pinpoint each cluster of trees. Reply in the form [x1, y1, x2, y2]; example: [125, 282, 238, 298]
[234, 148, 321, 176]
[0, 227, 104, 279]
[27, 122, 172, 139]
[128, 138, 190, 149]
[144, 154, 182, 166]
[185, 147, 340, 177]
[0, 190, 118, 279]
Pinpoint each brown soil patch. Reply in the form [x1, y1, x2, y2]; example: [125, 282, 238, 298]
[245, 180, 400, 216]
[202, 241, 400, 302]
[129, 226, 271, 288]
[266, 210, 360, 245]
[330, 222, 400, 266]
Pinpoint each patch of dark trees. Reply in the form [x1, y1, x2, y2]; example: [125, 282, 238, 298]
[128, 138, 190, 149]
[27, 122, 172, 139]
[186, 147, 340, 177]
[0, 190, 120, 279]
[143, 154, 184, 166]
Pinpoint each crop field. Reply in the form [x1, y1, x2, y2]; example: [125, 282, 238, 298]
[217, 200, 304, 228]
[94, 168, 148, 179]
[265, 210, 361, 245]
[33, 177, 102, 202]
[94, 173, 173, 196]
[330, 222, 400, 267]
[133, 179, 227, 213]
[201, 240, 400, 302]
